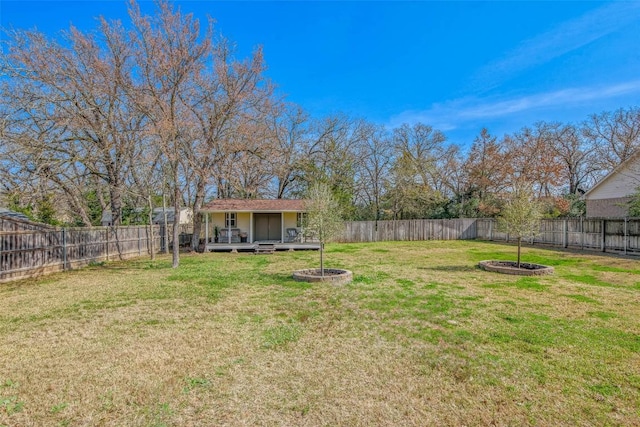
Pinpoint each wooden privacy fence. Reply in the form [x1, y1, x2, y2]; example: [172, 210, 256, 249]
[0, 219, 161, 283]
[476, 218, 640, 255]
[158, 224, 193, 251]
[340, 219, 478, 243]
[341, 218, 640, 256]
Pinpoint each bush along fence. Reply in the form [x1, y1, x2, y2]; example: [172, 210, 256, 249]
[0, 216, 161, 283]
[341, 217, 640, 256]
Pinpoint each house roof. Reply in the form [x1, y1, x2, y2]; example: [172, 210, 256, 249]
[0, 208, 54, 230]
[0, 208, 32, 222]
[153, 208, 193, 224]
[584, 149, 640, 198]
[202, 199, 307, 212]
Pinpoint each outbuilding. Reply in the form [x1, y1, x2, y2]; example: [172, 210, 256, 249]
[200, 199, 319, 252]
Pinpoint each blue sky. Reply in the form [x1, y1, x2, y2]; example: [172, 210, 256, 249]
[2, 1, 640, 148]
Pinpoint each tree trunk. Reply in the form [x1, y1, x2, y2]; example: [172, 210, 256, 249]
[172, 174, 180, 268]
[320, 243, 324, 278]
[517, 237, 522, 268]
[148, 195, 155, 261]
[49, 175, 94, 226]
[162, 193, 169, 254]
[190, 178, 205, 252]
[64, 188, 93, 227]
[191, 211, 202, 252]
[109, 182, 123, 226]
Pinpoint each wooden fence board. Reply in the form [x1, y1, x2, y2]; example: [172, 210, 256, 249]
[4, 216, 640, 283]
[341, 218, 640, 256]
[0, 222, 162, 283]
[340, 218, 478, 243]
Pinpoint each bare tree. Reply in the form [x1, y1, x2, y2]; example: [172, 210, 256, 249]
[353, 122, 393, 221]
[503, 124, 563, 198]
[392, 123, 447, 191]
[545, 122, 598, 194]
[184, 36, 272, 250]
[1, 16, 144, 226]
[301, 115, 364, 218]
[385, 122, 454, 218]
[464, 128, 509, 205]
[583, 107, 640, 172]
[128, 0, 211, 267]
[266, 103, 310, 199]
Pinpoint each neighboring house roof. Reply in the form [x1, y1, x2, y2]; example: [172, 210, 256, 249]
[0, 208, 33, 222]
[153, 208, 192, 224]
[101, 207, 193, 224]
[0, 208, 54, 230]
[585, 149, 640, 199]
[202, 199, 307, 212]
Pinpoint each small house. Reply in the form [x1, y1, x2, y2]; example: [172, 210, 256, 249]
[152, 207, 193, 225]
[201, 199, 319, 252]
[585, 150, 640, 217]
[101, 207, 193, 226]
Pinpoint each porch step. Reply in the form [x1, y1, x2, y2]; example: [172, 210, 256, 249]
[254, 243, 276, 254]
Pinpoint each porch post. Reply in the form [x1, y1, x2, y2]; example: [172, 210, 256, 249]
[228, 212, 231, 244]
[205, 213, 209, 244]
[249, 212, 253, 243]
[281, 212, 285, 243]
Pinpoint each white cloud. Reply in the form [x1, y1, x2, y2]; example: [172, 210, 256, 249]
[389, 79, 640, 130]
[472, 2, 640, 90]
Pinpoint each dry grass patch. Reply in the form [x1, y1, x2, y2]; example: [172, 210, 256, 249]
[1, 241, 639, 426]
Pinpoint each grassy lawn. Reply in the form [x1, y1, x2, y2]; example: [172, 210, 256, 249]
[1, 240, 639, 426]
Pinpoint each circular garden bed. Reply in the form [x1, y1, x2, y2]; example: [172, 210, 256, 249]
[292, 268, 353, 285]
[478, 260, 554, 276]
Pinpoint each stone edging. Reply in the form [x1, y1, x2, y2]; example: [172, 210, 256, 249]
[292, 269, 353, 285]
[478, 260, 554, 276]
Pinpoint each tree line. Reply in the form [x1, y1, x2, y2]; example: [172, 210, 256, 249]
[2, 1, 640, 245]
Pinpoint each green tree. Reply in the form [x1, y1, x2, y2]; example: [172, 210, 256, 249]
[297, 115, 362, 220]
[628, 187, 640, 217]
[6, 192, 34, 220]
[497, 188, 543, 268]
[304, 182, 344, 277]
[34, 195, 60, 225]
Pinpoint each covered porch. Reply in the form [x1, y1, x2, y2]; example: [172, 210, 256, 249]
[201, 199, 320, 252]
[204, 241, 320, 253]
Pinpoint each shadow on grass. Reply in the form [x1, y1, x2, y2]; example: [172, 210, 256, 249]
[474, 238, 640, 264]
[260, 272, 314, 289]
[418, 265, 477, 273]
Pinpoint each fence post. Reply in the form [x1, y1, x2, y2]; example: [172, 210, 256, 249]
[563, 219, 568, 248]
[489, 220, 493, 241]
[601, 219, 606, 252]
[393, 220, 397, 242]
[106, 227, 110, 261]
[62, 228, 67, 271]
[138, 226, 142, 256]
[580, 217, 584, 250]
[624, 218, 628, 255]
